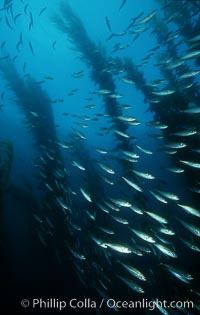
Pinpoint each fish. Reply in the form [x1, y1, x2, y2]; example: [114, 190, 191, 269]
[154, 233, 171, 245]
[0, 40, 6, 51]
[178, 219, 200, 237]
[180, 160, 200, 169]
[165, 142, 186, 149]
[136, 9, 157, 25]
[132, 34, 139, 42]
[130, 205, 144, 215]
[14, 13, 22, 24]
[180, 50, 200, 60]
[2, 2, 200, 306]
[117, 115, 136, 122]
[192, 149, 200, 154]
[122, 156, 138, 163]
[178, 82, 194, 90]
[152, 123, 168, 130]
[130, 27, 148, 34]
[130, 228, 156, 243]
[166, 60, 185, 70]
[30, 111, 38, 117]
[155, 189, 180, 201]
[159, 228, 175, 236]
[72, 70, 84, 78]
[24, 3, 29, 15]
[29, 41, 34, 55]
[189, 186, 200, 194]
[69, 247, 86, 260]
[166, 30, 181, 43]
[73, 129, 86, 140]
[105, 16, 112, 33]
[152, 89, 175, 96]
[56, 197, 69, 210]
[86, 210, 96, 221]
[19, 32, 23, 47]
[104, 200, 120, 212]
[178, 70, 200, 80]
[97, 162, 115, 174]
[114, 129, 130, 138]
[111, 215, 129, 224]
[96, 89, 111, 95]
[162, 264, 193, 283]
[153, 302, 170, 315]
[136, 145, 153, 155]
[80, 187, 92, 203]
[117, 276, 144, 294]
[123, 151, 139, 159]
[5, 15, 14, 30]
[145, 211, 168, 224]
[166, 167, 184, 173]
[149, 190, 168, 204]
[188, 34, 200, 43]
[110, 198, 132, 208]
[177, 204, 200, 218]
[181, 107, 200, 114]
[33, 214, 43, 223]
[96, 202, 110, 214]
[52, 41, 57, 49]
[180, 239, 200, 252]
[16, 40, 22, 52]
[122, 176, 143, 192]
[105, 243, 132, 254]
[107, 32, 126, 40]
[171, 130, 197, 137]
[132, 169, 155, 180]
[120, 77, 135, 84]
[44, 76, 54, 80]
[72, 160, 86, 171]
[95, 148, 108, 154]
[154, 243, 177, 258]
[39, 7, 47, 16]
[119, 262, 146, 281]
[164, 149, 177, 155]
[119, 0, 126, 11]
[108, 93, 123, 99]
[97, 226, 115, 235]
[101, 175, 114, 185]
[28, 12, 34, 31]
[126, 12, 144, 30]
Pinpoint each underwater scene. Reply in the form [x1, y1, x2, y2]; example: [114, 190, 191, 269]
[0, 0, 200, 314]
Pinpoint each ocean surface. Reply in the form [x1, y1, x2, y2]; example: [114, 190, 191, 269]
[0, 0, 199, 314]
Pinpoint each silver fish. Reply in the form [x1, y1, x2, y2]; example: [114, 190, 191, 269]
[177, 203, 200, 218]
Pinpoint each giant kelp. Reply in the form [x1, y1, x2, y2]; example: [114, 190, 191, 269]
[0, 139, 13, 246]
[0, 59, 81, 296]
[109, 2, 200, 208]
[50, 3, 200, 308]
[52, 1, 150, 213]
[0, 140, 13, 304]
[0, 1, 199, 312]
[0, 140, 13, 201]
[148, 7, 200, 206]
[53, 2, 133, 154]
[65, 138, 113, 296]
[52, 4, 152, 268]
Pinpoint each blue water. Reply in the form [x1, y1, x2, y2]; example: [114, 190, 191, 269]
[0, 1, 199, 314]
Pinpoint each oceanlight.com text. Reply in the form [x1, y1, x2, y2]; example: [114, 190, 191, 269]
[20, 298, 194, 311]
